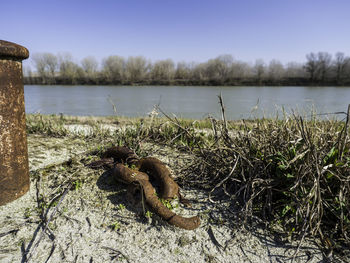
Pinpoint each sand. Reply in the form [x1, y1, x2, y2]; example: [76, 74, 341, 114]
[0, 124, 328, 263]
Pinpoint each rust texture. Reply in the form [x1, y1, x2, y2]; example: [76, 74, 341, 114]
[0, 40, 30, 206]
[88, 146, 201, 230]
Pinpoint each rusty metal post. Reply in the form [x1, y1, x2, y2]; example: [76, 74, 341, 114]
[0, 40, 30, 206]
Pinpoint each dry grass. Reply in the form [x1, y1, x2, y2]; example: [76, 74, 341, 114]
[147, 102, 350, 261]
[25, 103, 350, 261]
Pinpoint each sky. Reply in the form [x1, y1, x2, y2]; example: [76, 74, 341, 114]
[2, 0, 350, 68]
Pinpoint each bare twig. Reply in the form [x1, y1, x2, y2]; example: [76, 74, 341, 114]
[101, 246, 131, 263]
[339, 104, 350, 160]
[25, 184, 71, 262]
[107, 95, 117, 115]
[0, 229, 19, 238]
[207, 226, 223, 250]
[209, 156, 239, 203]
[218, 93, 228, 132]
[43, 244, 56, 263]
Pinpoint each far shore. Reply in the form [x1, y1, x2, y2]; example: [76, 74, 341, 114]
[24, 77, 350, 87]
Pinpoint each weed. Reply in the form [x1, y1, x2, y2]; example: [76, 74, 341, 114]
[145, 211, 153, 218]
[48, 222, 58, 231]
[110, 221, 121, 231]
[74, 180, 83, 191]
[117, 204, 126, 211]
[173, 248, 181, 255]
[26, 113, 68, 137]
[24, 208, 32, 218]
[159, 198, 174, 210]
[177, 106, 350, 257]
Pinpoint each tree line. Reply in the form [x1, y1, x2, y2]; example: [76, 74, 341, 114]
[23, 52, 350, 86]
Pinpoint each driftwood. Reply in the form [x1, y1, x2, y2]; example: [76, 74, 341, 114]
[88, 146, 200, 230]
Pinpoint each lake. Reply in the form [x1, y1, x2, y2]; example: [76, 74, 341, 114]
[24, 85, 350, 120]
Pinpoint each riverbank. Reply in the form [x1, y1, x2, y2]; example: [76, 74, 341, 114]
[0, 113, 349, 262]
[24, 77, 315, 86]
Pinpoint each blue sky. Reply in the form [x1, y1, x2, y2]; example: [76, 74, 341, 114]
[2, 0, 350, 66]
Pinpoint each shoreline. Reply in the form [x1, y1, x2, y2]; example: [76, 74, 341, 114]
[0, 114, 349, 262]
[24, 83, 350, 87]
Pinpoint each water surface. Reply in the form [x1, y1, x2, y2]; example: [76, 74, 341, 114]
[24, 85, 350, 120]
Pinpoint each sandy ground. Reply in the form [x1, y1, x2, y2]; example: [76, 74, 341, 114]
[0, 124, 329, 263]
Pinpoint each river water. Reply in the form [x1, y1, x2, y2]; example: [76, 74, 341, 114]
[24, 85, 350, 120]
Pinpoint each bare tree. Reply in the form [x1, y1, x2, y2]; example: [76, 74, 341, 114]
[44, 53, 58, 81]
[58, 52, 83, 83]
[253, 59, 266, 85]
[82, 56, 98, 75]
[150, 59, 175, 82]
[125, 56, 149, 83]
[192, 62, 208, 83]
[216, 54, 234, 80]
[268, 59, 284, 82]
[102, 55, 125, 83]
[32, 53, 48, 83]
[205, 55, 233, 83]
[26, 51, 350, 86]
[22, 65, 34, 84]
[285, 62, 305, 79]
[317, 52, 332, 82]
[175, 61, 191, 80]
[23, 65, 32, 78]
[305, 52, 319, 82]
[333, 52, 350, 85]
[231, 61, 251, 79]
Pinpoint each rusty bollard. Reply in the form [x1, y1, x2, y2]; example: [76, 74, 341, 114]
[0, 40, 30, 206]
